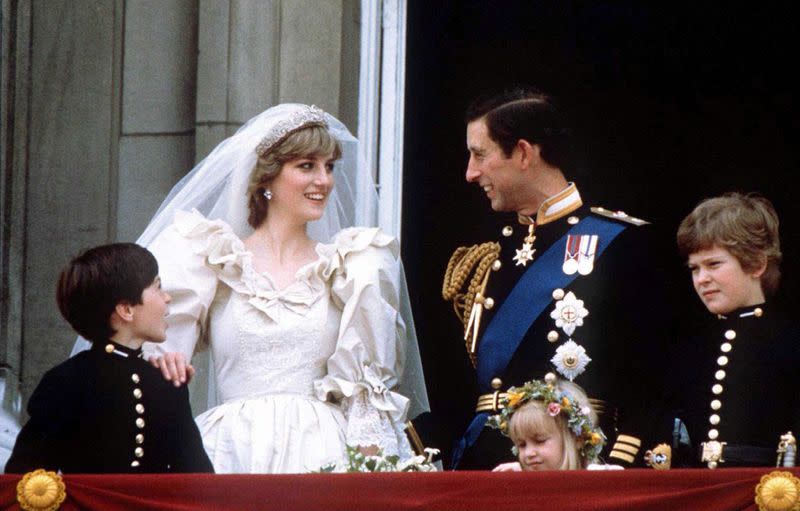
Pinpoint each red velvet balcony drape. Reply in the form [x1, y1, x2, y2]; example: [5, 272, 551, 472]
[2, 468, 796, 511]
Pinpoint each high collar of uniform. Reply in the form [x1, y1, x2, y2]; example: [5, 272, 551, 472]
[92, 340, 144, 359]
[717, 303, 766, 322]
[518, 182, 582, 227]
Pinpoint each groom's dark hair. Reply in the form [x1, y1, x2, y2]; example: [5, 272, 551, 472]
[466, 87, 574, 174]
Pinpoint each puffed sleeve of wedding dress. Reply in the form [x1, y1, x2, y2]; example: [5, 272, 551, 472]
[313, 227, 414, 457]
[143, 210, 221, 362]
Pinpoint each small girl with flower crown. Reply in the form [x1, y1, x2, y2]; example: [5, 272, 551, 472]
[489, 374, 605, 471]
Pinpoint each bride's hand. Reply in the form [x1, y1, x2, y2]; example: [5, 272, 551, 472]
[149, 352, 195, 386]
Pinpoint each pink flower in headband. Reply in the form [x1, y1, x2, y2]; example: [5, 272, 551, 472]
[547, 402, 561, 417]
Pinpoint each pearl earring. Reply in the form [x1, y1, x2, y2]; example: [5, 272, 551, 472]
[263, 189, 273, 201]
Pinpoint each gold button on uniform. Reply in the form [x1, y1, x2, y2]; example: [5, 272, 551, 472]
[136, 418, 145, 428]
[711, 399, 722, 410]
[724, 329, 736, 340]
[552, 288, 565, 300]
[131, 460, 140, 468]
[502, 226, 513, 237]
[720, 343, 732, 353]
[712, 384, 723, 395]
[709, 414, 720, 425]
[490, 378, 503, 390]
[547, 330, 559, 343]
[105, 344, 115, 353]
[708, 429, 719, 440]
[492, 260, 502, 271]
[567, 216, 579, 225]
[135, 404, 145, 414]
[131, 373, 140, 383]
[135, 447, 144, 458]
[136, 434, 144, 444]
[715, 370, 726, 380]
[754, 307, 763, 317]
[717, 356, 728, 366]
[133, 388, 142, 399]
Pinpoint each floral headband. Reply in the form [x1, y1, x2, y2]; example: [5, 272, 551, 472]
[486, 375, 606, 461]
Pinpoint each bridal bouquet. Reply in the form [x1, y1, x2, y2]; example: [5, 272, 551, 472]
[318, 445, 440, 473]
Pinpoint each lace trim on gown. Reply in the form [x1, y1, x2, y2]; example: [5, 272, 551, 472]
[345, 393, 415, 459]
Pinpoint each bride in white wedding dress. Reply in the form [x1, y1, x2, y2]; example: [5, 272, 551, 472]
[77, 104, 429, 473]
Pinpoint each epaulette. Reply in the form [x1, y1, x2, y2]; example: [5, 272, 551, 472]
[590, 206, 650, 226]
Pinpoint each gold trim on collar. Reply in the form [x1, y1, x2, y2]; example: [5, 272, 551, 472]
[536, 183, 583, 226]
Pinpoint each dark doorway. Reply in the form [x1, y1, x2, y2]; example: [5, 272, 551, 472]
[402, 1, 800, 466]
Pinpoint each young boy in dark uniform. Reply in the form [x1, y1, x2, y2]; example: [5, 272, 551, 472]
[5, 243, 213, 473]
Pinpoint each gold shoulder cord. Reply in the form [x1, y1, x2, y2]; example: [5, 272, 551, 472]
[442, 242, 501, 367]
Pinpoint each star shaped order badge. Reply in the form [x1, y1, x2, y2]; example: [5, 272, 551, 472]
[551, 339, 591, 381]
[550, 291, 589, 336]
[513, 242, 536, 266]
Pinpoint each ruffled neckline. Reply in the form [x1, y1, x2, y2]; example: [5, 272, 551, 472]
[171, 209, 396, 320]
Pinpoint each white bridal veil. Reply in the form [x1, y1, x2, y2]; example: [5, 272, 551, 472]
[72, 104, 429, 420]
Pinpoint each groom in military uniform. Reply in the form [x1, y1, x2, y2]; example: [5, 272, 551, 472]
[444, 88, 670, 469]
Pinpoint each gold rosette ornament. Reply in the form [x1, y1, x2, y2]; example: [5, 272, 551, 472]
[755, 470, 800, 511]
[16, 469, 66, 511]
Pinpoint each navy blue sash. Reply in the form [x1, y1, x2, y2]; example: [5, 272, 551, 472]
[452, 215, 627, 468]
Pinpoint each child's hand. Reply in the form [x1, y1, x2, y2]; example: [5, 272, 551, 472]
[149, 352, 195, 387]
[492, 462, 522, 472]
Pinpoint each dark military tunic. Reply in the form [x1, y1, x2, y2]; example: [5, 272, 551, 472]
[667, 304, 800, 467]
[5, 341, 213, 473]
[453, 187, 671, 469]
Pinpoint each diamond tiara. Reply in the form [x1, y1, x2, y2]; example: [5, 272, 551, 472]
[254, 105, 328, 157]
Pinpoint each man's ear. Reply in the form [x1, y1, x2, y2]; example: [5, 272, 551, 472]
[516, 139, 540, 171]
[114, 301, 134, 322]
